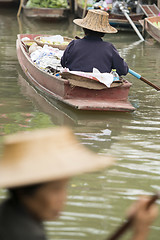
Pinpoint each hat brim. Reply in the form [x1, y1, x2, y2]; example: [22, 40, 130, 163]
[0, 127, 114, 188]
[73, 19, 117, 34]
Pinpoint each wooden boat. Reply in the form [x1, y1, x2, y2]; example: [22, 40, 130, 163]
[16, 34, 135, 112]
[108, 12, 143, 31]
[145, 16, 160, 43]
[76, 4, 143, 31]
[22, 0, 70, 19]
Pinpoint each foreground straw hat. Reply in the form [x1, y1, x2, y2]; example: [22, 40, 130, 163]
[0, 127, 114, 188]
[73, 9, 117, 33]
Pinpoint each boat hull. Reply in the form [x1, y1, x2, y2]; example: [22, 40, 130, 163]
[16, 34, 135, 112]
[109, 12, 143, 31]
[22, 0, 70, 19]
[145, 16, 160, 43]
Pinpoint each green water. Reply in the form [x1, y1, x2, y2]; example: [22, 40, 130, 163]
[0, 7, 160, 240]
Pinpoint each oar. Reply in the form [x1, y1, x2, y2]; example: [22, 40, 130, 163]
[17, 0, 23, 17]
[129, 69, 160, 91]
[119, 3, 144, 41]
[107, 192, 160, 240]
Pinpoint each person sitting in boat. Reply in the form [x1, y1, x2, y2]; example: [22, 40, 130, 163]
[61, 9, 128, 76]
[0, 127, 158, 240]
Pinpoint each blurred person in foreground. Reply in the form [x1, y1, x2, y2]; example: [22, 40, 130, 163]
[0, 127, 158, 240]
[61, 9, 128, 76]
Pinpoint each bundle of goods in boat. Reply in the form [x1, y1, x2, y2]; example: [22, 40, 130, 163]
[79, 0, 112, 11]
[29, 43, 64, 73]
[93, 0, 112, 11]
[110, 0, 137, 14]
[153, 21, 160, 29]
[21, 37, 36, 50]
[34, 35, 72, 50]
[26, 0, 68, 8]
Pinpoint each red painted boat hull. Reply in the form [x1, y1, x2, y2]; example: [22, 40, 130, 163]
[16, 34, 135, 112]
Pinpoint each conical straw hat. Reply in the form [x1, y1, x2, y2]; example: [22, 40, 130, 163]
[73, 9, 117, 34]
[0, 127, 114, 188]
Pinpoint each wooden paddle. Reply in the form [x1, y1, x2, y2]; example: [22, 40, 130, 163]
[17, 0, 23, 17]
[119, 3, 144, 41]
[107, 192, 160, 240]
[129, 68, 160, 91]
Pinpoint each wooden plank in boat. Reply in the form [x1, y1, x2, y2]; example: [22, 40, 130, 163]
[61, 72, 123, 90]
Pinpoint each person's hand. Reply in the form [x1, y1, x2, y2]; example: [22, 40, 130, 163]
[127, 196, 158, 240]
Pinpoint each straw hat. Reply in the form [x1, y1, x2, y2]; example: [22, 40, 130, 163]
[73, 9, 117, 34]
[0, 127, 114, 188]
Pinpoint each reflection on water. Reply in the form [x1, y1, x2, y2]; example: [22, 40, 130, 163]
[0, 7, 160, 240]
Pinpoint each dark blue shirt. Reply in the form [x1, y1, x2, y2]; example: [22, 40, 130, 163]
[0, 198, 46, 240]
[61, 35, 128, 76]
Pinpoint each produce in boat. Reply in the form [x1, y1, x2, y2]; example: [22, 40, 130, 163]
[152, 21, 160, 29]
[26, 0, 68, 8]
[34, 35, 72, 50]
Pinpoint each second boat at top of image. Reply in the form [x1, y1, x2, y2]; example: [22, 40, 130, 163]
[17, 0, 73, 19]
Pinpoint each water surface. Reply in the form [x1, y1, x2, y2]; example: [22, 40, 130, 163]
[0, 7, 160, 240]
